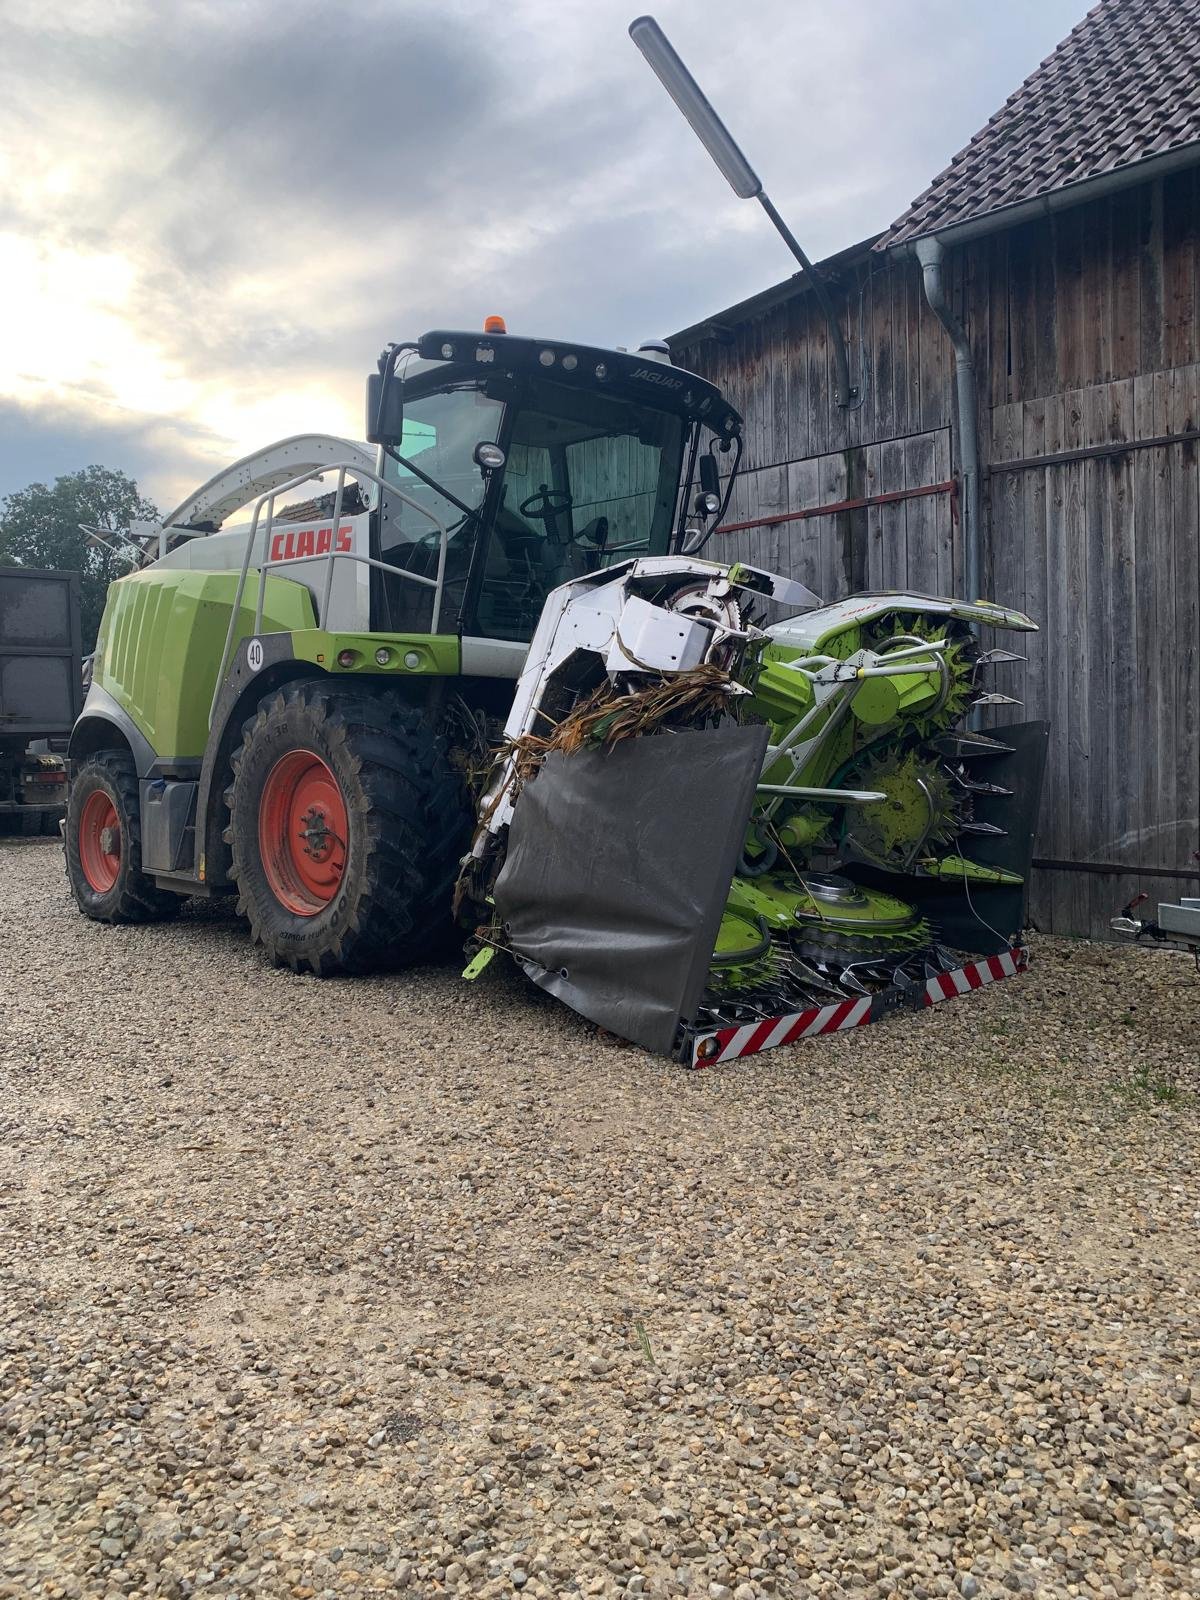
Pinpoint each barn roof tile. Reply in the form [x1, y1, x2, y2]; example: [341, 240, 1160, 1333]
[880, 0, 1200, 247]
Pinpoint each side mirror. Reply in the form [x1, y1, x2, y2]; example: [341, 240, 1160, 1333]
[366, 371, 403, 445]
[699, 451, 720, 496]
[474, 441, 506, 477]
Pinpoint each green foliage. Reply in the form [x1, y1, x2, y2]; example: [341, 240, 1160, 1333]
[1106, 1060, 1189, 1112]
[1128, 1064, 1183, 1106]
[0, 466, 159, 651]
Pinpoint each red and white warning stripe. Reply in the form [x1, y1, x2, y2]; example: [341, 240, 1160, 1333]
[690, 946, 1029, 1067]
[924, 945, 1025, 1002]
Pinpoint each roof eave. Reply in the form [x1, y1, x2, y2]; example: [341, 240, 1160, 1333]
[667, 232, 882, 349]
[880, 139, 1200, 254]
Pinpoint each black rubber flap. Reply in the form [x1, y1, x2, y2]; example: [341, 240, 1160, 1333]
[495, 722, 769, 1055]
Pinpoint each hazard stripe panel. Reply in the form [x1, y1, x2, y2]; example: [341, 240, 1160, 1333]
[690, 947, 1029, 1067]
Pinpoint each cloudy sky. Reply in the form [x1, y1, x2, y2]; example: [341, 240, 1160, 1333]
[1, 0, 1092, 513]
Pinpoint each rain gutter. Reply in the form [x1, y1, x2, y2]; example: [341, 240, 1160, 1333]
[897, 142, 1200, 252]
[913, 236, 981, 614]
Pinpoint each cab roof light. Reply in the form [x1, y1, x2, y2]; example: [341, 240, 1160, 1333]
[483, 315, 507, 334]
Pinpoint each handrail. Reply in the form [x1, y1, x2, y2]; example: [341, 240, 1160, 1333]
[210, 462, 450, 727]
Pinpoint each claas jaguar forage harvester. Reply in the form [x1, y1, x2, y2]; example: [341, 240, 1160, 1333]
[64, 317, 1046, 1064]
[63, 15, 1047, 1063]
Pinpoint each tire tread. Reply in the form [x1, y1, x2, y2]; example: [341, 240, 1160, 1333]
[65, 752, 183, 923]
[227, 681, 469, 974]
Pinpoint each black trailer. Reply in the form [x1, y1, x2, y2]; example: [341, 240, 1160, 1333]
[0, 567, 82, 833]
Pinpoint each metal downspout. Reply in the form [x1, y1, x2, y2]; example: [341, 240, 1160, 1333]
[913, 236, 981, 610]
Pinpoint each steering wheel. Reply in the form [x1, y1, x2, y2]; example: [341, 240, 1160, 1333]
[519, 484, 574, 542]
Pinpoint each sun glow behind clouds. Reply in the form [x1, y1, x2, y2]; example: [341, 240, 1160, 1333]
[0, 232, 361, 499]
[0, 235, 189, 416]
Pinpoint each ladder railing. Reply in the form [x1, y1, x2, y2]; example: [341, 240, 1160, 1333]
[211, 462, 451, 728]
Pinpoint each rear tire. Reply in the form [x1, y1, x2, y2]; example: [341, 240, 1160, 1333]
[65, 752, 184, 922]
[225, 681, 471, 975]
[20, 810, 62, 837]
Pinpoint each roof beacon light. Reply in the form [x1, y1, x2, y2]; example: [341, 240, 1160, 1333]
[483, 315, 507, 334]
[628, 14, 861, 410]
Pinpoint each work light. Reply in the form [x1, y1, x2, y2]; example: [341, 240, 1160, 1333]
[628, 16, 761, 200]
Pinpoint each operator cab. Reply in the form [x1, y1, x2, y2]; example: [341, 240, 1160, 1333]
[366, 326, 743, 643]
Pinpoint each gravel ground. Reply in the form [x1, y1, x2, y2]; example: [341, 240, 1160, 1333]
[2, 835, 1199, 1600]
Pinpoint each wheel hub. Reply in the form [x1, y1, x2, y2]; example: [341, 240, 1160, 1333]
[865, 615, 980, 732]
[799, 871, 864, 905]
[299, 805, 336, 861]
[259, 750, 348, 916]
[78, 790, 121, 894]
[728, 870, 934, 970]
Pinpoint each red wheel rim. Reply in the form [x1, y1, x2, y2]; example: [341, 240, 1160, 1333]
[258, 749, 348, 915]
[79, 789, 121, 893]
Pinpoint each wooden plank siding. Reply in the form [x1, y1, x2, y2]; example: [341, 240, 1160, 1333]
[986, 365, 1199, 935]
[676, 168, 1200, 938]
[709, 429, 952, 605]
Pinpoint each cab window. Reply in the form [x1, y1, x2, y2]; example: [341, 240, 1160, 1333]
[471, 383, 684, 642]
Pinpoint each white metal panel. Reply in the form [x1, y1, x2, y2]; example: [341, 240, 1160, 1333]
[162, 435, 377, 531]
[460, 638, 529, 678]
[163, 511, 373, 631]
[768, 592, 1037, 651]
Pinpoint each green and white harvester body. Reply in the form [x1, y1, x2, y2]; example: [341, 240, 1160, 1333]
[66, 324, 1046, 1063]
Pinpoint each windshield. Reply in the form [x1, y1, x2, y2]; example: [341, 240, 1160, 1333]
[373, 375, 686, 642]
[380, 386, 502, 536]
[473, 380, 685, 642]
[375, 385, 503, 631]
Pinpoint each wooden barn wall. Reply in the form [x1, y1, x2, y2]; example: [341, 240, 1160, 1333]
[676, 246, 961, 598]
[676, 169, 1200, 938]
[713, 427, 954, 608]
[967, 169, 1200, 406]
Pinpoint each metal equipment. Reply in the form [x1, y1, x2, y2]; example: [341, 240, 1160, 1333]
[0, 567, 81, 833]
[1113, 892, 1200, 968]
[62, 317, 1044, 1058]
[61, 17, 1047, 1059]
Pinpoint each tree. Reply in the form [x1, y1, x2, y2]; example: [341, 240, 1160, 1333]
[0, 466, 160, 652]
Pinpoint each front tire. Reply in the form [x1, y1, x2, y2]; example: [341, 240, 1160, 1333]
[226, 682, 470, 975]
[65, 752, 183, 922]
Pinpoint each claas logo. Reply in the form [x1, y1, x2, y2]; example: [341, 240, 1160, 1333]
[269, 525, 353, 562]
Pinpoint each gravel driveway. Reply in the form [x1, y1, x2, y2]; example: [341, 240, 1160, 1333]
[2, 836, 1198, 1600]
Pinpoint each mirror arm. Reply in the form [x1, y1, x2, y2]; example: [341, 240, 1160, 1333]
[369, 342, 418, 445]
[675, 422, 701, 551]
[684, 430, 743, 558]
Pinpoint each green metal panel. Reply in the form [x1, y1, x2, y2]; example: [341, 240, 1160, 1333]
[289, 632, 461, 676]
[95, 569, 315, 759]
